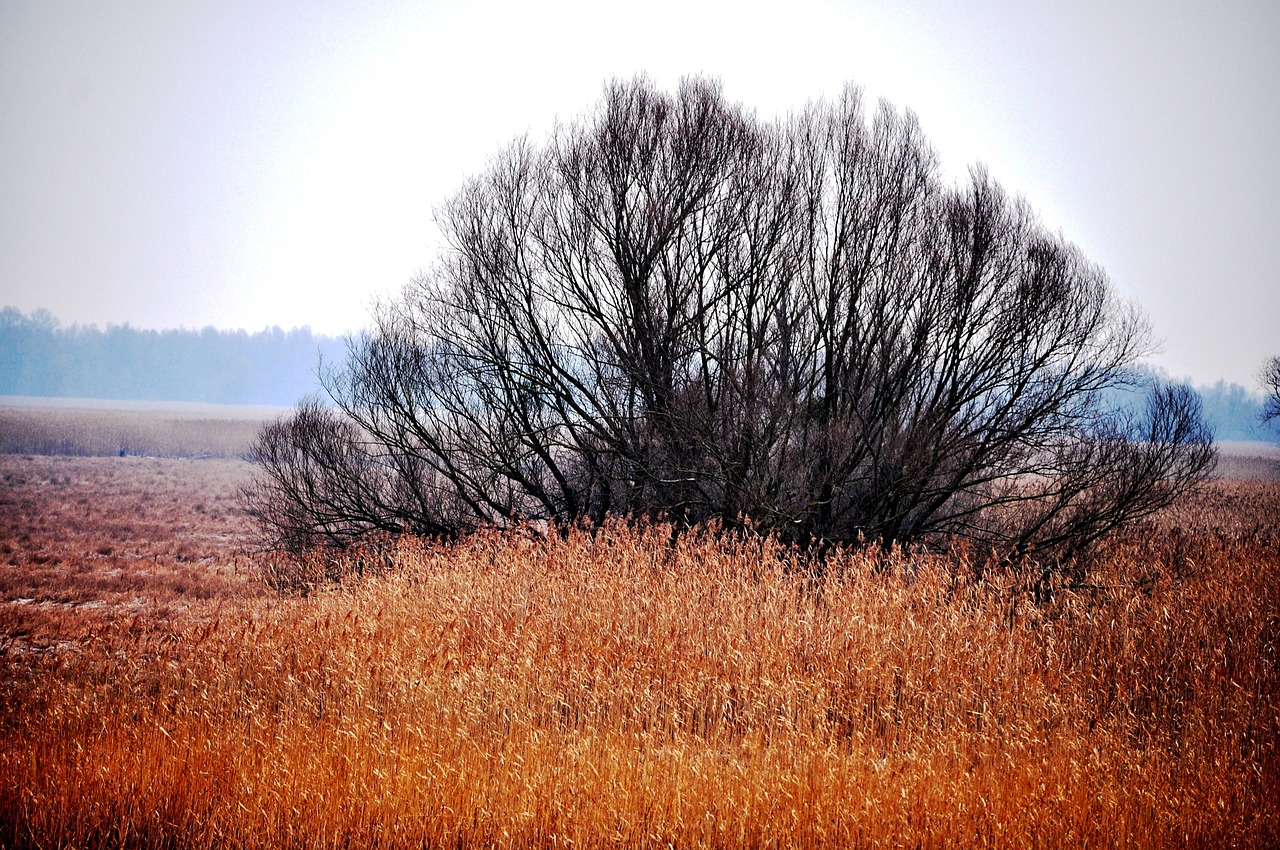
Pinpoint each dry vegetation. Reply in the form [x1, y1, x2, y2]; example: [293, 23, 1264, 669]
[0, 454, 255, 653]
[1, 439, 1278, 846]
[0, 398, 277, 458]
[1215, 440, 1280, 481]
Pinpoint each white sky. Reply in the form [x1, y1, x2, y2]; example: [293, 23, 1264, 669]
[1, 0, 1277, 387]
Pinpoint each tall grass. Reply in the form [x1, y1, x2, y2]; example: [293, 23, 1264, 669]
[3, 483, 1277, 847]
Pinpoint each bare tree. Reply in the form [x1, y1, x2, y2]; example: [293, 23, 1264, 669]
[245, 75, 1215, 568]
[1262, 356, 1280, 439]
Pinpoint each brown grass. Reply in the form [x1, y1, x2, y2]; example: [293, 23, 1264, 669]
[0, 399, 277, 458]
[1214, 441, 1280, 481]
[1, 455, 1277, 848]
[0, 455, 256, 653]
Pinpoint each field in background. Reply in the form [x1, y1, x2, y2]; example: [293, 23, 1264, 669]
[0, 455, 256, 651]
[1214, 439, 1280, 480]
[1, 446, 1278, 847]
[0, 396, 283, 458]
[3, 397, 1278, 479]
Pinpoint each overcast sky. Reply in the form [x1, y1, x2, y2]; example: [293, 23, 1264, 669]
[1, 0, 1276, 387]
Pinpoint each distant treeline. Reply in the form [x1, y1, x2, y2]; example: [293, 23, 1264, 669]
[0, 307, 348, 406]
[1195, 379, 1268, 442]
[0, 306, 1269, 439]
[1054, 370, 1264, 444]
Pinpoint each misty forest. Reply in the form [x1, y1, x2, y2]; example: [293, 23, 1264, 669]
[0, 305, 1264, 436]
[0, 306, 346, 406]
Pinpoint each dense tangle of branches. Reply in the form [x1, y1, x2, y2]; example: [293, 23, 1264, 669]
[1262, 356, 1280, 438]
[245, 76, 1215, 568]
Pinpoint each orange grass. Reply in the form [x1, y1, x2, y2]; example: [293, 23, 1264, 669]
[1, 458, 1278, 848]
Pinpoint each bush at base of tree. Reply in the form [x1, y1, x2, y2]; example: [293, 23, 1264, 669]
[243, 76, 1215, 572]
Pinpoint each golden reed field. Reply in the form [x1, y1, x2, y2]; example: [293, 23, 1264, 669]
[1, 406, 1278, 848]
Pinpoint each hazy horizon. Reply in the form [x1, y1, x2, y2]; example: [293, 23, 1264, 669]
[0, 302, 1269, 395]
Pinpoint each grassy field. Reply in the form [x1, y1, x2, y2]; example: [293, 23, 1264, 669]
[1214, 440, 1280, 480]
[0, 396, 282, 458]
[0, 407, 1278, 847]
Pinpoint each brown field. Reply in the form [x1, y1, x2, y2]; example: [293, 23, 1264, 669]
[1214, 440, 1280, 481]
[1, 415, 1278, 847]
[0, 397, 281, 458]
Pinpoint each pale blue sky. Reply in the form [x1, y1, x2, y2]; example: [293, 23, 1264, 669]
[1, 0, 1276, 387]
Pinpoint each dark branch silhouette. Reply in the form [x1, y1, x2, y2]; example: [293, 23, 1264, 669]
[1262, 355, 1280, 439]
[244, 76, 1215, 569]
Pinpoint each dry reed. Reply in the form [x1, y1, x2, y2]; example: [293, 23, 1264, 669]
[2, 465, 1277, 847]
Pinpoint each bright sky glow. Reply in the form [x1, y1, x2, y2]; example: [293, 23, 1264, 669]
[1, 0, 1277, 387]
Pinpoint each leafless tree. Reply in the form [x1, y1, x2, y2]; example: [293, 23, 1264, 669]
[244, 75, 1215, 568]
[1262, 356, 1280, 438]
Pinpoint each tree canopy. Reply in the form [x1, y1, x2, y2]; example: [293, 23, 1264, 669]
[245, 76, 1214, 567]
